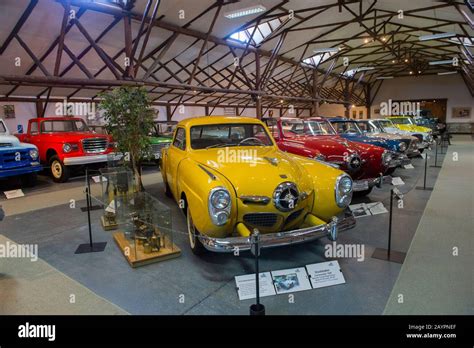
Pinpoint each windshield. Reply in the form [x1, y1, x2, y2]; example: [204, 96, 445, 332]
[0, 121, 6, 133]
[290, 120, 336, 135]
[190, 123, 273, 149]
[375, 120, 394, 129]
[152, 123, 176, 137]
[331, 121, 362, 135]
[41, 119, 89, 133]
[390, 117, 412, 125]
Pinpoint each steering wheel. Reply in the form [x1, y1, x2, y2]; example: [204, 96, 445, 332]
[238, 137, 265, 145]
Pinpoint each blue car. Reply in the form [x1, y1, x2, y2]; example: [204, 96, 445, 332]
[329, 117, 410, 174]
[0, 119, 42, 186]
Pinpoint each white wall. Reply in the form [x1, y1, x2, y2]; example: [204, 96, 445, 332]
[318, 103, 368, 119]
[370, 74, 473, 123]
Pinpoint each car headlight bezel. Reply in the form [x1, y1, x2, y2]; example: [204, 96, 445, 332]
[208, 187, 231, 226]
[335, 174, 353, 208]
[382, 150, 392, 166]
[63, 143, 72, 153]
[29, 149, 39, 160]
[398, 142, 407, 152]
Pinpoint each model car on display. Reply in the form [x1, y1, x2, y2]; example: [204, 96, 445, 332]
[264, 117, 390, 195]
[16, 117, 117, 183]
[0, 119, 41, 186]
[357, 120, 420, 158]
[160, 116, 356, 254]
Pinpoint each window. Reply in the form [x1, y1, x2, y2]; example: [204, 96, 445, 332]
[173, 128, 186, 150]
[0, 121, 6, 133]
[41, 119, 89, 133]
[302, 51, 337, 67]
[228, 16, 287, 46]
[30, 122, 39, 134]
[190, 124, 273, 149]
[332, 121, 362, 134]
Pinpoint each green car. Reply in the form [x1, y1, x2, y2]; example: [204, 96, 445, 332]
[147, 121, 177, 162]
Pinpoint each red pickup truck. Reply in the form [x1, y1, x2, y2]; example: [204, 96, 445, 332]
[16, 117, 117, 182]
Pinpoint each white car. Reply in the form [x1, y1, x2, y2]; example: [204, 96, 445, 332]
[371, 119, 432, 152]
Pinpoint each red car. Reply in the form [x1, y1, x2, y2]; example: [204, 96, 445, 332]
[264, 117, 391, 195]
[17, 117, 117, 182]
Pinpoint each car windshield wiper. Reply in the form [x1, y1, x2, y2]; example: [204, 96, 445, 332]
[205, 143, 238, 149]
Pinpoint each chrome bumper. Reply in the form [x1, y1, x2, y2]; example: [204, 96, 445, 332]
[390, 154, 410, 167]
[63, 153, 122, 166]
[199, 210, 356, 253]
[353, 175, 382, 191]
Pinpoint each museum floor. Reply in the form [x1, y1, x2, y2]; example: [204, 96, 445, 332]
[1, 136, 472, 315]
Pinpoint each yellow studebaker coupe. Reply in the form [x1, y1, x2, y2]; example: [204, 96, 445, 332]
[160, 116, 356, 254]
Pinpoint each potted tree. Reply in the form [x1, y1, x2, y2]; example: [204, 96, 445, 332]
[99, 86, 155, 191]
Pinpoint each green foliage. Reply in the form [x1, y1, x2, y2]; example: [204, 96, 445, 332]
[99, 86, 156, 189]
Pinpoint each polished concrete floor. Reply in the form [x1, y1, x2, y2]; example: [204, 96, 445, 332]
[1, 142, 463, 315]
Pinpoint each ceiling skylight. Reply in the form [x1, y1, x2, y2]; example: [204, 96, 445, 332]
[228, 16, 286, 46]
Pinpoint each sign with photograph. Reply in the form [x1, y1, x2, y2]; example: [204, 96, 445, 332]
[3, 105, 15, 119]
[306, 261, 346, 289]
[271, 267, 312, 295]
[4, 189, 25, 199]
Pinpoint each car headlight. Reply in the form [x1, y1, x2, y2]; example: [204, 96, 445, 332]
[63, 143, 72, 153]
[29, 149, 39, 160]
[314, 153, 326, 161]
[208, 187, 231, 226]
[382, 151, 392, 166]
[398, 142, 407, 152]
[335, 174, 353, 208]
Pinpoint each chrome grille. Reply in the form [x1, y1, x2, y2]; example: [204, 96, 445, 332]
[243, 213, 279, 228]
[82, 138, 107, 153]
[151, 142, 170, 154]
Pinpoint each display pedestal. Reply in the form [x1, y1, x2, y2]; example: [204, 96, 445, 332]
[372, 248, 406, 264]
[113, 232, 181, 268]
[101, 215, 118, 231]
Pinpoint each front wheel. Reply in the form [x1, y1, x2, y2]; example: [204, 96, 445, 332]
[49, 155, 70, 183]
[186, 205, 207, 255]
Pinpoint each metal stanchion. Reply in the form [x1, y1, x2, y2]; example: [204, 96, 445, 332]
[75, 168, 107, 254]
[416, 151, 433, 191]
[250, 229, 265, 316]
[372, 188, 406, 264]
[430, 138, 442, 168]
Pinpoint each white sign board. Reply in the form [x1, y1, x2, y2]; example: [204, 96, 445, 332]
[391, 177, 405, 186]
[306, 261, 346, 289]
[235, 272, 276, 301]
[4, 189, 25, 199]
[92, 175, 107, 183]
[366, 202, 388, 215]
[403, 164, 414, 169]
[271, 267, 312, 295]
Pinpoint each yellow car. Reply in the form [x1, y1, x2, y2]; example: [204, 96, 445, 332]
[387, 116, 432, 133]
[160, 116, 355, 254]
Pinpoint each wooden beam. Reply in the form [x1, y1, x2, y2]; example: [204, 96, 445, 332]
[0, 0, 38, 54]
[15, 35, 50, 76]
[54, 1, 70, 76]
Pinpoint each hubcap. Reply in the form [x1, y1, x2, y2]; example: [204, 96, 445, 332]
[52, 160, 62, 178]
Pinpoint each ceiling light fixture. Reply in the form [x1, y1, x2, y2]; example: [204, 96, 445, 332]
[429, 59, 455, 65]
[437, 71, 458, 75]
[409, 71, 413, 74]
[224, 5, 266, 19]
[356, 66, 375, 72]
[313, 47, 339, 54]
[376, 76, 394, 80]
[419, 32, 456, 41]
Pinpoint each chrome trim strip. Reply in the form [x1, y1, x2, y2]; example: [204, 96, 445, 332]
[63, 153, 121, 166]
[198, 164, 216, 180]
[239, 195, 271, 205]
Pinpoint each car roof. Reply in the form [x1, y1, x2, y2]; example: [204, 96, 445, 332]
[33, 117, 84, 121]
[177, 116, 263, 128]
[328, 117, 353, 122]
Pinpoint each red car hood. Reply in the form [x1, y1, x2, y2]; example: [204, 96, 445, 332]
[39, 132, 111, 143]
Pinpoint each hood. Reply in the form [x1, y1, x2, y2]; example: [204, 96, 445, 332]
[0, 134, 21, 146]
[38, 132, 111, 143]
[149, 136, 172, 144]
[191, 146, 314, 197]
[395, 124, 430, 133]
[367, 132, 405, 141]
[340, 133, 392, 149]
